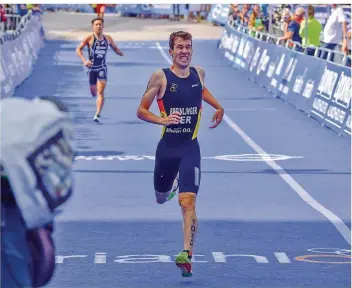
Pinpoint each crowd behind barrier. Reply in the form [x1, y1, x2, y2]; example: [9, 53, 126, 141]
[0, 12, 31, 42]
[209, 4, 351, 66]
[218, 20, 351, 138]
[207, 4, 350, 30]
[230, 21, 351, 67]
[0, 11, 45, 99]
[0, 4, 43, 38]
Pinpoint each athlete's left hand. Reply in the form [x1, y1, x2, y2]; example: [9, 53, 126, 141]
[209, 107, 224, 129]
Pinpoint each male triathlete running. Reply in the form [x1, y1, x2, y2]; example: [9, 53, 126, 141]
[76, 17, 124, 123]
[136, 31, 224, 277]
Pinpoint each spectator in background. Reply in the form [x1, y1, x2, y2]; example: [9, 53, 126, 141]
[172, 4, 180, 21]
[320, 4, 348, 61]
[26, 4, 44, 37]
[1, 4, 11, 14]
[248, 5, 265, 37]
[183, 4, 189, 21]
[199, 4, 211, 21]
[95, 4, 106, 19]
[278, 7, 305, 51]
[299, 5, 322, 56]
[260, 4, 268, 17]
[280, 8, 292, 34]
[342, 27, 351, 67]
[0, 4, 8, 33]
[26, 4, 42, 15]
[239, 4, 251, 27]
[272, 5, 291, 29]
[259, 4, 269, 31]
[91, 4, 108, 18]
[188, 4, 202, 23]
[187, 4, 196, 22]
[16, 4, 28, 16]
[229, 4, 241, 25]
[0, 5, 7, 23]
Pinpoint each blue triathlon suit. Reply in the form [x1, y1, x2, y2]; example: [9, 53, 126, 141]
[154, 67, 203, 194]
[87, 34, 108, 85]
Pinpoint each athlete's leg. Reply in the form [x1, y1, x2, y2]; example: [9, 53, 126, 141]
[88, 70, 97, 97]
[94, 68, 108, 121]
[96, 80, 106, 117]
[179, 193, 197, 254]
[154, 141, 180, 204]
[175, 141, 201, 277]
[179, 142, 201, 254]
[90, 85, 97, 97]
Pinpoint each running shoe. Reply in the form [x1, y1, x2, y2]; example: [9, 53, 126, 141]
[175, 251, 192, 277]
[93, 114, 100, 122]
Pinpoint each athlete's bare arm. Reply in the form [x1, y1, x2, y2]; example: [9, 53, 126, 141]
[106, 35, 124, 56]
[76, 35, 93, 67]
[195, 66, 224, 128]
[137, 70, 181, 126]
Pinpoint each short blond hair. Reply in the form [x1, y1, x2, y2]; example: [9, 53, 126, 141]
[295, 7, 305, 17]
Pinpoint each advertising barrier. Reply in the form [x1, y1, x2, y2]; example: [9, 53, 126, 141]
[207, 4, 230, 26]
[218, 23, 351, 138]
[251, 41, 296, 99]
[312, 63, 351, 135]
[284, 52, 326, 113]
[0, 15, 44, 99]
[231, 28, 257, 75]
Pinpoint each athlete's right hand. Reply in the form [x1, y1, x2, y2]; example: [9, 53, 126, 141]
[161, 112, 181, 126]
[84, 60, 92, 67]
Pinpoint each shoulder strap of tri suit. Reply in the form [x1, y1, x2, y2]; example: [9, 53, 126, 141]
[190, 66, 199, 79]
[162, 68, 170, 78]
[87, 34, 92, 47]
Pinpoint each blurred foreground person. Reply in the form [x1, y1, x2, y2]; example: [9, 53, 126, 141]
[1, 96, 75, 287]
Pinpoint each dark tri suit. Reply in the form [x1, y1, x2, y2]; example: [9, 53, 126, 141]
[87, 34, 108, 85]
[154, 67, 203, 194]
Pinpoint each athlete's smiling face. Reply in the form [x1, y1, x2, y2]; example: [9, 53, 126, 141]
[93, 20, 103, 34]
[170, 37, 193, 68]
